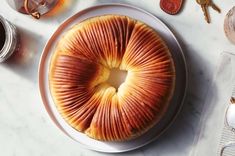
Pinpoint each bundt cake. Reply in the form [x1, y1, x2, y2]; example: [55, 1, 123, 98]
[49, 15, 175, 141]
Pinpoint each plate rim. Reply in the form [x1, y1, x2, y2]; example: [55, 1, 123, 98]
[38, 3, 188, 153]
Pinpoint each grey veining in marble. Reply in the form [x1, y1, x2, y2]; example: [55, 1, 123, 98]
[0, 0, 235, 156]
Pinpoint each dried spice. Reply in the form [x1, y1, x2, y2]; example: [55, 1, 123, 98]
[196, 0, 220, 23]
[231, 97, 235, 104]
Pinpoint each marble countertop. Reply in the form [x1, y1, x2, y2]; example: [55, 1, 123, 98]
[0, 0, 235, 156]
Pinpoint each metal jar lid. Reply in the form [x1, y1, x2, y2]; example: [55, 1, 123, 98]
[0, 15, 19, 62]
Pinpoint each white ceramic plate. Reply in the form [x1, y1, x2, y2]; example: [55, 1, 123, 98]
[39, 3, 187, 153]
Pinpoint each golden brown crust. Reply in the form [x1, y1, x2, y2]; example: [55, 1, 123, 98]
[49, 15, 175, 141]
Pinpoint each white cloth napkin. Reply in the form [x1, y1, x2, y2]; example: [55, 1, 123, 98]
[191, 52, 235, 156]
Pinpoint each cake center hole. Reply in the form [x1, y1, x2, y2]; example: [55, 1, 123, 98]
[107, 68, 127, 89]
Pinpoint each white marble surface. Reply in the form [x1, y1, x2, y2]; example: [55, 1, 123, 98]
[0, 0, 235, 156]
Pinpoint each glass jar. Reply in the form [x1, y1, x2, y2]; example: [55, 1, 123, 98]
[0, 15, 19, 62]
